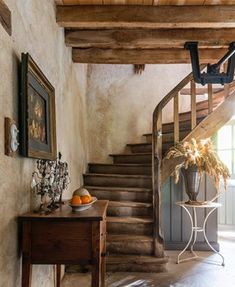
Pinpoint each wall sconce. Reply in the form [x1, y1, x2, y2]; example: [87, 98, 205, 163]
[185, 42, 235, 85]
[5, 117, 19, 157]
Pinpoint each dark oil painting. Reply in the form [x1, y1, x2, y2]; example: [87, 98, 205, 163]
[20, 53, 56, 160]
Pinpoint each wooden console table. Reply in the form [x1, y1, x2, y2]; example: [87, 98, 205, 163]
[19, 200, 108, 287]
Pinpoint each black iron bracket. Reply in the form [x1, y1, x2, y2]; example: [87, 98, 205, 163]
[185, 42, 235, 85]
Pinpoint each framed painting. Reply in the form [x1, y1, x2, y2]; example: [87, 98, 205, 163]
[20, 53, 57, 160]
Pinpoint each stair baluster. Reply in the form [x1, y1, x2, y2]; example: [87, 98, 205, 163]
[208, 84, 213, 114]
[174, 93, 179, 143]
[191, 80, 197, 130]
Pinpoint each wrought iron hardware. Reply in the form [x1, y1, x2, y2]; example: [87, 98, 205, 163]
[185, 42, 235, 85]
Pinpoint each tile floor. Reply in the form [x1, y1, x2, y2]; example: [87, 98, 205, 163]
[62, 227, 235, 287]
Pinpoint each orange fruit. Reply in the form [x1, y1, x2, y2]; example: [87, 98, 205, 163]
[71, 195, 82, 205]
[81, 195, 92, 204]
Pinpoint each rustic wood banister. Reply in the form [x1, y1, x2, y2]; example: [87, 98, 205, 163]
[152, 67, 235, 257]
[151, 64, 206, 257]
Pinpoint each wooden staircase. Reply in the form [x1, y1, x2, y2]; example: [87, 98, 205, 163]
[82, 68, 235, 272]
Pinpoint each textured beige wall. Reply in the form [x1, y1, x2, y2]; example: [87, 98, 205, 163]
[86, 64, 191, 162]
[0, 1, 88, 286]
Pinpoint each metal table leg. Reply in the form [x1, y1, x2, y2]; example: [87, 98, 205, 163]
[203, 207, 225, 266]
[177, 204, 225, 266]
[177, 205, 197, 264]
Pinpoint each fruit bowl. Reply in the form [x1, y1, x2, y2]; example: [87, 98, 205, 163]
[69, 197, 97, 212]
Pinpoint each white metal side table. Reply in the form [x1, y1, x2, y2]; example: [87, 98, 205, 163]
[175, 201, 224, 266]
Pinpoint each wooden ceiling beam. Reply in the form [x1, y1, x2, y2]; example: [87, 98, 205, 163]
[0, 0, 11, 35]
[57, 5, 235, 29]
[72, 48, 227, 64]
[65, 28, 235, 49]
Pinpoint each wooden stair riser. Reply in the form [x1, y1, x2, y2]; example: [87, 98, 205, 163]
[107, 222, 153, 236]
[128, 142, 173, 154]
[152, 116, 206, 135]
[84, 174, 151, 188]
[106, 259, 167, 272]
[86, 188, 152, 203]
[144, 130, 189, 143]
[112, 154, 151, 164]
[89, 164, 151, 175]
[107, 240, 153, 255]
[178, 106, 217, 122]
[108, 205, 152, 217]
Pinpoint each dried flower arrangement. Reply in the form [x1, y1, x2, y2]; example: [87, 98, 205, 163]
[166, 138, 230, 191]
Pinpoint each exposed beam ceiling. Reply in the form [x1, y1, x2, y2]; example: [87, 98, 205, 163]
[55, 3, 235, 64]
[55, 0, 235, 6]
[57, 5, 235, 29]
[0, 0, 11, 35]
[72, 48, 227, 64]
[65, 28, 235, 49]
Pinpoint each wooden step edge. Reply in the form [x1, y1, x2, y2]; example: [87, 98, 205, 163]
[109, 200, 152, 208]
[107, 254, 169, 264]
[84, 186, 152, 193]
[143, 130, 191, 137]
[88, 163, 151, 167]
[107, 216, 153, 224]
[110, 153, 152, 157]
[180, 87, 223, 95]
[84, 173, 151, 179]
[107, 234, 153, 242]
[178, 102, 221, 118]
[127, 142, 174, 147]
[127, 143, 151, 147]
[143, 117, 206, 137]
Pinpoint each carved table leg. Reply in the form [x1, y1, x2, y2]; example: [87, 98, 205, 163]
[92, 222, 101, 287]
[22, 257, 32, 287]
[56, 264, 61, 287]
[101, 253, 106, 287]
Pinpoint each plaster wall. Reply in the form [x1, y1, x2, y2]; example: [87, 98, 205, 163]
[86, 64, 193, 162]
[0, 1, 88, 286]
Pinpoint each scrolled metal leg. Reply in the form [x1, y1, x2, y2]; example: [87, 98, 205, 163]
[190, 207, 198, 255]
[203, 207, 225, 266]
[177, 206, 195, 264]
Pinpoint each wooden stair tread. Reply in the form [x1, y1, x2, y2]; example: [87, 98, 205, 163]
[107, 254, 168, 264]
[84, 185, 152, 193]
[108, 200, 152, 208]
[89, 163, 151, 167]
[180, 87, 222, 95]
[127, 143, 151, 147]
[84, 173, 151, 179]
[143, 118, 206, 137]
[107, 234, 153, 242]
[107, 216, 153, 224]
[110, 153, 151, 156]
[127, 142, 173, 146]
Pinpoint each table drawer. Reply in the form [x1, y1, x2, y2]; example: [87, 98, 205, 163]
[30, 221, 92, 263]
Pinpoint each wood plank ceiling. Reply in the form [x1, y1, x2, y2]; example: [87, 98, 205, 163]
[55, 0, 235, 64]
[55, 0, 235, 5]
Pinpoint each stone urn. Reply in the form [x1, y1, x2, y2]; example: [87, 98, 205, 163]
[181, 165, 202, 203]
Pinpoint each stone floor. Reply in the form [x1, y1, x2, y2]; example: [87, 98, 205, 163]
[62, 227, 235, 287]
